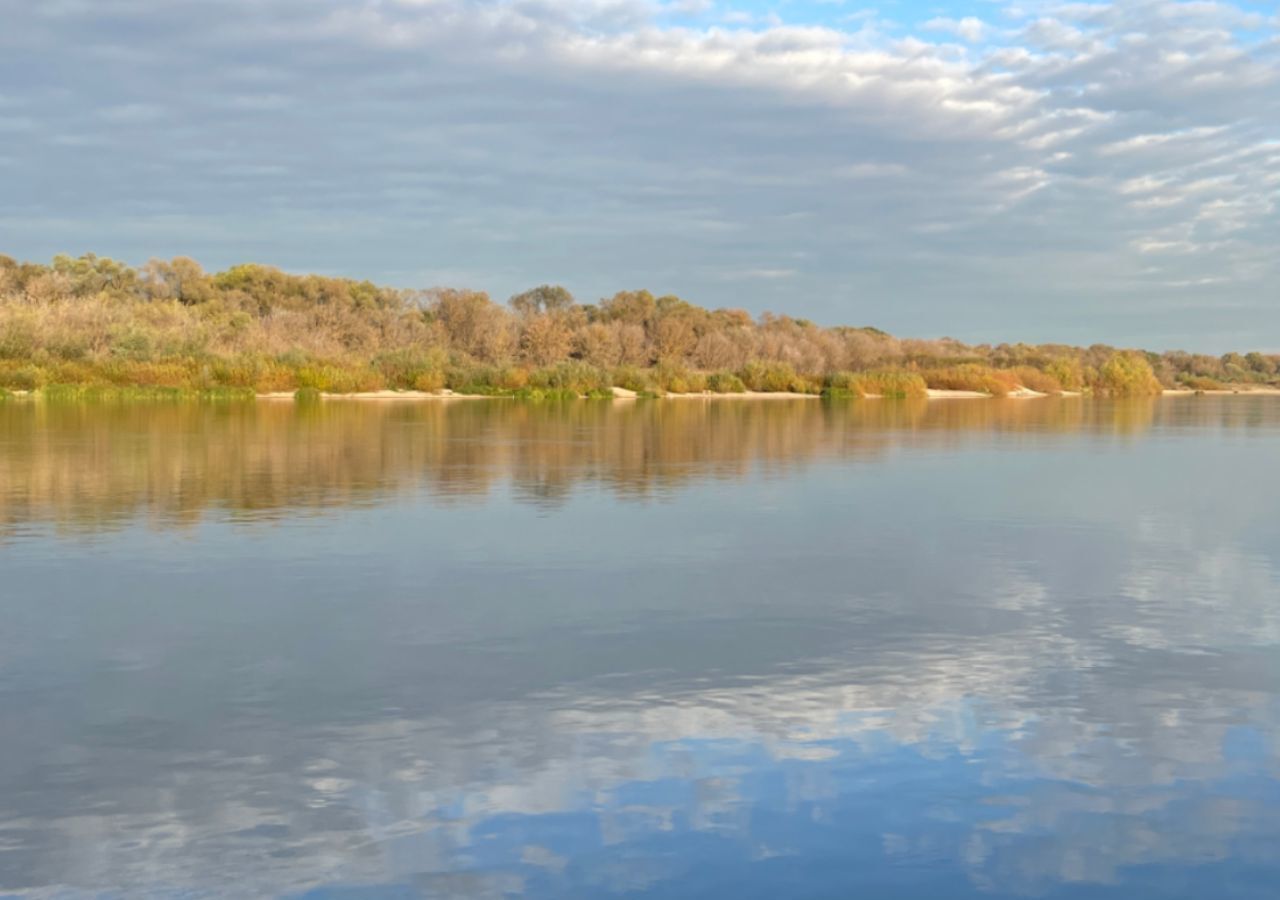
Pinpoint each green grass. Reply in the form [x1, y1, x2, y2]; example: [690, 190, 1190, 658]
[824, 370, 928, 399]
[510, 387, 581, 401]
[1178, 375, 1227, 391]
[37, 384, 256, 402]
[737, 360, 816, 393]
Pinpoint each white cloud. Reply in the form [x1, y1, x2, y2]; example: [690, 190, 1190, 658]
[0, 0, 1276, 348]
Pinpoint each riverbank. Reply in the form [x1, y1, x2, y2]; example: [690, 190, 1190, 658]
[6, 384, 1280, 403]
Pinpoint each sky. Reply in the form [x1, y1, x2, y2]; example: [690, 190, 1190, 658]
[0, 0, 1277, 350]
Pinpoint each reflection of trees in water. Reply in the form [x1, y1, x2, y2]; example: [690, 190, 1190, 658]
[2, 396, 1278, 531]
[4, 396, 1280, 895]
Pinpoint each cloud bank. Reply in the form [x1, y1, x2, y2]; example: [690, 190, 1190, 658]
[0, 0, 1276, 348]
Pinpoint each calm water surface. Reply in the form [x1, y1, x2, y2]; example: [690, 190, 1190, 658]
[1, 396, 1278, 898]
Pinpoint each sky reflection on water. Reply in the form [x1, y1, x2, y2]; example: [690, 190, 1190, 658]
[1, 397, 1278, 898]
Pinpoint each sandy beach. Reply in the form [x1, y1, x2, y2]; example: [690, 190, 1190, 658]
[7, 386, 1280, 402]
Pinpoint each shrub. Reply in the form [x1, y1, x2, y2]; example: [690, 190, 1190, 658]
[373, 348, 448, 391]
[0, 317, 37, 360]
[528, 361, 611, 394]
[921, 364, 1019, 397]
[0, 362, 45, 390]
[738, 360, 809, 393]
[1011, 366, 1064, 394]
[824, 370, 926, 399]
[1178, 375, 1225, 391]
[825, 369, 928, 399]
[612, 366, 656, 393]
[109, 328, 155, 362]
[445, 363, 529, 394]
[109, 360, 196, 388]
[653, 361, 707, 394]
[1096, 352, 1163, 396]
[412, 370, 446, 392]
[209, 353, 295, 392]
[706, 371, 746, 393]
[1045, 357, 1085, 391]
[252, 363, 298, 393]
[295, 364, 384, 393]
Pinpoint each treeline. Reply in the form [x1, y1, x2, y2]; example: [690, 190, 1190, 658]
[0, 252, 1276, 398]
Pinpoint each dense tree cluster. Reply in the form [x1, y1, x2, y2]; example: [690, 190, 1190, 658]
[0, 253, 1274, 397]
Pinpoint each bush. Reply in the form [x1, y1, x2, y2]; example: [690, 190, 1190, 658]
[612, 366, 656, 393]
[295, 364, 384, 393]
[1045, 357, 1085, 391]
[1011, 366, 1064, 394]
[109, 328, 155, 362]
[738, 360, 810, 393]
[528, 361, 611, 394]
[653, 361, 707, 394]
[706, 371, 746, 393]
[373, 348, 447, 391]
[0, 362, 45, 391]
[1178, 375, 1225, 391]
[921, 364, 1019, 397]
[1096, 352, 1163, 396]
[0, 317, 37, 360]
[445, 363, 529, 394]
[825, 369, 927, 399]
[208, 354, 295, 392]
[89, 359, 199, 388]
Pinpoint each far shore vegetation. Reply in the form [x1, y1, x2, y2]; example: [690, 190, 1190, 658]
[1, 252, 1276, 401]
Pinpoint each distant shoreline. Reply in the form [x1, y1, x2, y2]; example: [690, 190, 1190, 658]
[7, 386, 1280, 403]
[6, 253, 1280, 402]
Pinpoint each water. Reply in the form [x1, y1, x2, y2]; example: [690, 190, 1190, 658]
[1, 396, 1278, 898]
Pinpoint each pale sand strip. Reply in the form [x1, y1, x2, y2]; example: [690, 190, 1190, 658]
[1163, 388, 1280, 396]
[7, 386, 1280, 402]
[659, 390, 818, 400]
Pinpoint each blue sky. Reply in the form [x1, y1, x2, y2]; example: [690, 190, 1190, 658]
[1, 0, 1278, 350]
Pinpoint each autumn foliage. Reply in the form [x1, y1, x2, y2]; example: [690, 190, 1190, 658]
[0, 253, 1273, 397]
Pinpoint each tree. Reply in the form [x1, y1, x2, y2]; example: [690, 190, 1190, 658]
[51, 253, 137, 297]
[693, 331, 740, 371]
[1097, 351, 1163, 396]
[430, 288, 513, 362]
[509, 284, 574, 317]
[574, 322, 622, 367]
[520, 313, 573, 366]
[142, 257, 214, 304]
[599, 290, 656, 328]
